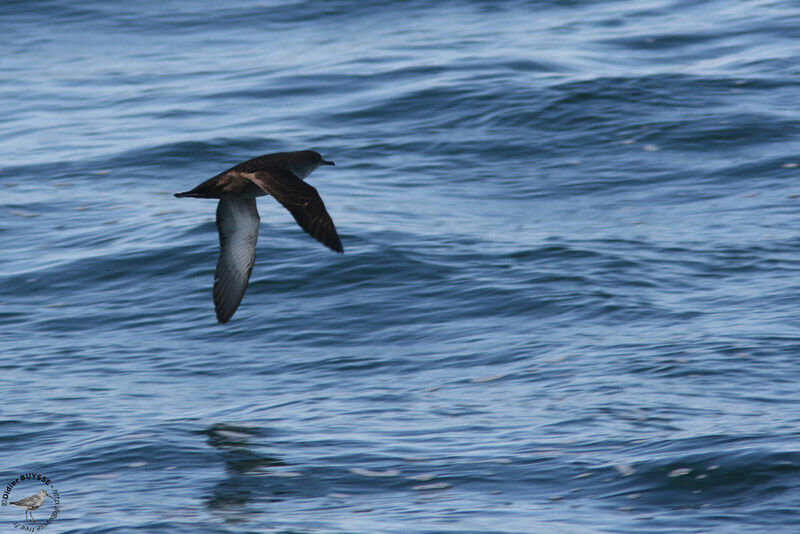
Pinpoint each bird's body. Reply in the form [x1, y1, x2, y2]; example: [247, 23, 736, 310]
[10, 489, 52, 521]
[175, 150, 342, 324]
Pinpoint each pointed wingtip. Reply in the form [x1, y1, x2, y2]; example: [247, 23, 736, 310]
[215, 303, 234, 324]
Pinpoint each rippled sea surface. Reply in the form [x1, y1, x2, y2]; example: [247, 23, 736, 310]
[3, 1, 800, 532]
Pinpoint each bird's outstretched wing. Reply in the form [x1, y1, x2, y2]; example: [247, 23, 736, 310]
[242, 170, 343, 253]
[214, 198, 260, 324]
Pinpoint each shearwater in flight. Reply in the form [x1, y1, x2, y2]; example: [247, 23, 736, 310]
[175, 150, 342, 324]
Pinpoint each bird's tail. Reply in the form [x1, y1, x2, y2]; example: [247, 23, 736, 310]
[174, 178, 222, 199]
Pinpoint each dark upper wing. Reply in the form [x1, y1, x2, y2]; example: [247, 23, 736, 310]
[214, 198, 260, 324]
[243, 169, 343, 253]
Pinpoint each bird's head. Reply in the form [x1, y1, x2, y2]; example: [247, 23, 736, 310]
[290, 150, 335, 179]
[40, 490, 52, 499]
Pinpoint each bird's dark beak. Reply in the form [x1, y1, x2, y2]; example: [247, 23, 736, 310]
[321, 159, 335, 166]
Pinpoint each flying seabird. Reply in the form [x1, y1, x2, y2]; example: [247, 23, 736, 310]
[175, 150, 342, 324]
[10, 489, 52, 521]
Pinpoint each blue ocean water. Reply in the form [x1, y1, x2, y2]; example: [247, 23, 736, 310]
[3, 0, 800, 531]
